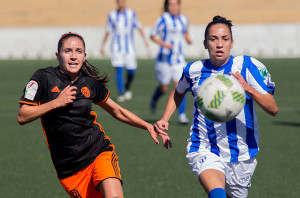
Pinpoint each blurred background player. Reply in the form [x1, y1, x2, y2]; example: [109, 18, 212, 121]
[100, 0, 149, 102]
[154, 16, 278, 198]
[149, 0, 192, 124]
[18, 33, 170, 198]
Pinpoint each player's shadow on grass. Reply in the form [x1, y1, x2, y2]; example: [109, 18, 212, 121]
[273, 121, 300, 127]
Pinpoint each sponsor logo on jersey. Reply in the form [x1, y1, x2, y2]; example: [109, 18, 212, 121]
[81, 87, 90, 98]
[24, 80, 38, 101]
[51, 86, 60, 92]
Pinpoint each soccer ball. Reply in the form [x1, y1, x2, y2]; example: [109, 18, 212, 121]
[196, 74, 246, 122]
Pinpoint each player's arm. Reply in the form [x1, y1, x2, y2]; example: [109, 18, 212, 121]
[184, 31, 192, 45]
[17, 85, 77, 125]
[150, 35, 173, 49]
[100, 32, 110, 55]
[155, 90, 185, 134]
[138, 28, 149, 47]
[230, 72, 278, 116]
[99, 98, 171, 147]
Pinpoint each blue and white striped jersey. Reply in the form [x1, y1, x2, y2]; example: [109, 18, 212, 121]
[105, 8, 142, 54]
[150, 12, 189, 65]
[177, 55, 275, 162]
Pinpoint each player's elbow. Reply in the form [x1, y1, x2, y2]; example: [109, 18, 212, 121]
[268, 106, 278, 117]
[17, 115, 26, 125]
[17, 113, 29, 125]
[272, 107, 278, 116]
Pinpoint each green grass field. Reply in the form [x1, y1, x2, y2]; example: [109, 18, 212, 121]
[0, 58, 299, 197]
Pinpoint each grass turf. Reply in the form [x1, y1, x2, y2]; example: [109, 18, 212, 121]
[0, 58, 299, 197]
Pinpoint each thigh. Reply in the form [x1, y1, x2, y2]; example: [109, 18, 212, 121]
[155, 62, 172, 85]
[225, 157, 257, 198]
[92, 151, 122, 187]
[186, 150, 226, 193]
[98, 178, 123, 198]
[171, 63, 186, 82]
[59, 164, 102, 198]
[124, 53, 137, 69]
[111, 52, 125, 67]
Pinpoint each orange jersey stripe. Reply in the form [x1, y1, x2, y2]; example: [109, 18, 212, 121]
[90, 110, 115, 150]
[95, 90, 110, 105]
[19, 100, 38, 106]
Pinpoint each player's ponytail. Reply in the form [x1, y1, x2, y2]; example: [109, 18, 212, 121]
[81, 60, 109, 85]
[204, 15, 233, 40]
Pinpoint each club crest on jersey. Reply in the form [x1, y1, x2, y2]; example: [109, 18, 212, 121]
[81, 87, 90, 98]
[24, 80, 38, 101]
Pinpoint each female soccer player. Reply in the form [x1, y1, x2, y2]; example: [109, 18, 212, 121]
[100, 0, 149, 102]
[155, 16, 278, 198]
[149, 0, 192, 124]
[17, 32, 169, 198]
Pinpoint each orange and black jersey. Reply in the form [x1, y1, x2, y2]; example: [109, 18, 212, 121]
[19, 66, 114, 179]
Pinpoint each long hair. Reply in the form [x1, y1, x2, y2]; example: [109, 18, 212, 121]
[57, 32, 109, 85]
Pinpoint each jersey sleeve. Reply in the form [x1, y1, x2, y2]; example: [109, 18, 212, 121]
[245, 57, 275, 95]
[19, 69, 44, 106]
[105, 12, 114, 34]
[132, 11, 142, 29]
[150, 15, 165, 37]
[92, 82, 110, 104]
[176, 62, 195, 94]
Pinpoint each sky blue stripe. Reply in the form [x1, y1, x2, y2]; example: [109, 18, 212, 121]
[168, 41, 174, 64]
[125, 34, 129, 53]
[206, 118, 220, 156]
[178, 15, 186, 33]
[246, 56, 274, 93]
[244, 98, 258, 158]
[189, 61, 215, 153]
[242, 56, 259, 157]
[189, 101, 201, 153]
[124, 10, 128, 27]
[117, 35, 121, 52]
[226, 119, 239, 162]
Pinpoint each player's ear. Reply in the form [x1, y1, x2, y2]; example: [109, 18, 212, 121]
[203, 40, 208, 49]
[55, 51, 59, 61]
[230, 39, 234, 49]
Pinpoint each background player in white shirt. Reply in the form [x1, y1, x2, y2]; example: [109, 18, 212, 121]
[154, 16, 278, 198]
[149, 0, 192, 124]
[100, 0, 149, 102]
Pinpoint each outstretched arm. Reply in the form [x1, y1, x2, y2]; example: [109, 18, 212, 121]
[154, 90, 185, 148]
[230, 72, 278, 116]
[17, 85, 77, 125]
[99, 98, 171, 148]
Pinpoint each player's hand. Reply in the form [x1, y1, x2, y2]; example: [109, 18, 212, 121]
[164, 43, 173, 50]
[148, 125, 172, 149]
[230, 72, 251, 92]
[154, 119, 169, 132]
[100, 48, 105, 56]
[55, 85, 77, 107]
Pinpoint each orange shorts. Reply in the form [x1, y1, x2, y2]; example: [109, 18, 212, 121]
[59, 151, 122, 198]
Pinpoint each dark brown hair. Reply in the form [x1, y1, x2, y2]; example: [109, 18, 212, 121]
[57, 32, 109, 85]
[164, 0, 180, 12]
[204, 16, 233, 40]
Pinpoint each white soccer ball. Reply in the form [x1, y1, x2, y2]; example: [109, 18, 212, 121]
[196, 74, 246, 122]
